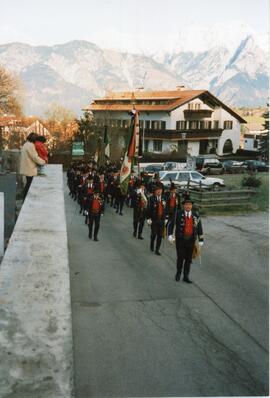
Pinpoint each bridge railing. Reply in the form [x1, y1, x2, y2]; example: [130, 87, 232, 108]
[0, 165, 74, 398]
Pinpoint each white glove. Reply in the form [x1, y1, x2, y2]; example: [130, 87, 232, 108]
[199, 241, 204, 247]
[83, 210, 88, 216]
[147, 219, 152, 226]
[168, 235, 175, 244]
[165, 218, 169, 226]
[101, 214, 104, 217]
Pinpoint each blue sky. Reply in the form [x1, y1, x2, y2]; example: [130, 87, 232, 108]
[1, 0, 268, 52]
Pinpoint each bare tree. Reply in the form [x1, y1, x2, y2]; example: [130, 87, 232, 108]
[44, 103, 78, 150]
[0, 66, 23, 116]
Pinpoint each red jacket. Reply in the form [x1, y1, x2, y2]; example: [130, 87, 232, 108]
[35, 141, 48, 162]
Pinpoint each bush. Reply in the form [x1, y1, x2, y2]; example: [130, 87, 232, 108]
[241, 175, 262, 188]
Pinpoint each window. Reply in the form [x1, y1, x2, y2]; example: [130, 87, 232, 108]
[195, 103, 201, 110]
[188, 103, 194, 110]
[152, 120, 158, 129]
[213, 120, 219, 129]
[176, 121, 187, 130]
[151, 120, 165, 130]
[190, 121, 199, 129]
[177, 172, 191, 182]
[144, 139, 149, 152]
[178, 141, 187, 151]
[153, 140, 163, 152]
[122, 120, 129, 128]
[254, 140, 258, 148]
[139, 120, 144, 129]
[224, 121, 233, 129]
[145, 120, 151, 129]
[163, 172, 177, 181]
[199, 121, 212, 129]
[191, 172, 201, 180]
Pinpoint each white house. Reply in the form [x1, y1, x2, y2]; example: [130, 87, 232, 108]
[241, 122, 267, 152]
[84, 88, 246, 157]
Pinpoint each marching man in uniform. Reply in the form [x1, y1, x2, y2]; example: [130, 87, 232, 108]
[147, 183, 166, 255]
[169, 196, 204, 283]
[86, 187, 105, 241]
[165, 183, 180, 236]
[82, 175, 95, 224]
[132, 181, 148, 240]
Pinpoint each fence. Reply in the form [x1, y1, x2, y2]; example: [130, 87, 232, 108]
[177, 180, 257, 211]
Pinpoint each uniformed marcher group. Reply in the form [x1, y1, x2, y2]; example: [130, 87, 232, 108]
[67, 159, 204, 283]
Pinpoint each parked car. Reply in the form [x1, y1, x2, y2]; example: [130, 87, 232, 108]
[163, 161, 187, 171]
[201, 160, 224, 175]
[196, 155, 219, 170]
[159, 170, 225, 190]
[222, 160, 247, 174]
[243, 160, 269, 172]
[143, 164, 165, 176]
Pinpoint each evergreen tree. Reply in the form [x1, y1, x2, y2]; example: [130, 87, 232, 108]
[75, 112, 94, 151]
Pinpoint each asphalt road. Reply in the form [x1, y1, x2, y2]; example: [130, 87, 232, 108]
[65, 185, 269, 397]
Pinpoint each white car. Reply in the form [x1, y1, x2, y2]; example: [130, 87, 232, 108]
[159, 170, 225, 190]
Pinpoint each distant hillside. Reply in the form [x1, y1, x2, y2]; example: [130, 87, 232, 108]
[0, 37, 268, 116]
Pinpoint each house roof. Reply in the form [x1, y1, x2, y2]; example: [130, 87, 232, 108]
[84, 89, 246, 123]
[0, 116, 52, 133]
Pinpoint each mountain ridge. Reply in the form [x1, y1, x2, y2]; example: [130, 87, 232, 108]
[0, 36, 268, 115]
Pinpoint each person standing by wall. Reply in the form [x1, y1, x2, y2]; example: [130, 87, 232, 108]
[20, 133, 46, 200]
[34, 135, 48, 175]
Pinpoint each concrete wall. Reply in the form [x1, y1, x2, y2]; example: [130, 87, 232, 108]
[0, 193, 3, 258]
[0, 173, 17, 241]
[0, 165, 74, 398]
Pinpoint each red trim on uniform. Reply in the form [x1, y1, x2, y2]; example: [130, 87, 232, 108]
[92, 198, 100, 211]
[169, 195, 176, 209]
[184, 215, 193, 236]
[157, 200, 163, 217]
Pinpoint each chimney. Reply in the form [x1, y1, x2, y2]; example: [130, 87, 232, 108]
[176, 85, 185, 91]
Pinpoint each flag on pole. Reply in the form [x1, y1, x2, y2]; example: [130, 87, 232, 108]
[120, 109, 140, 194]
[120, 151, 132, 194]
[127, 110, 140, 158]
[104, 125, 110, 158]
[94, 136, 102, 164]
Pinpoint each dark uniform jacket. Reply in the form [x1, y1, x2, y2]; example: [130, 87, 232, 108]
[94, 180, 107, 195]
[133, 191, 148, 219]
[147, 194, 166, 222]
[86, 194, 105, 216]
[165, 191, 180, 217]
[175, 209, 204, 243]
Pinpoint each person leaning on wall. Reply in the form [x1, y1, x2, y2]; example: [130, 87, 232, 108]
[20, 132, 46, 200]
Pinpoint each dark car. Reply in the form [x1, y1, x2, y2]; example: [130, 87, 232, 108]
[243, 160, 269, 172]
[200, 160, 224, 175]
[222, 160, 247, 174]
[143, 164, 164, 176]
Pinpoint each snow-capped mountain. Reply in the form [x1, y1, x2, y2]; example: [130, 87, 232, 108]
[153, 34, 268, 107]
[0, 36, 268, 116]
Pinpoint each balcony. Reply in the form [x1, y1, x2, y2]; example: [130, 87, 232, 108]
[183, 109, 213, 118]
[143, 128, 223, 140]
